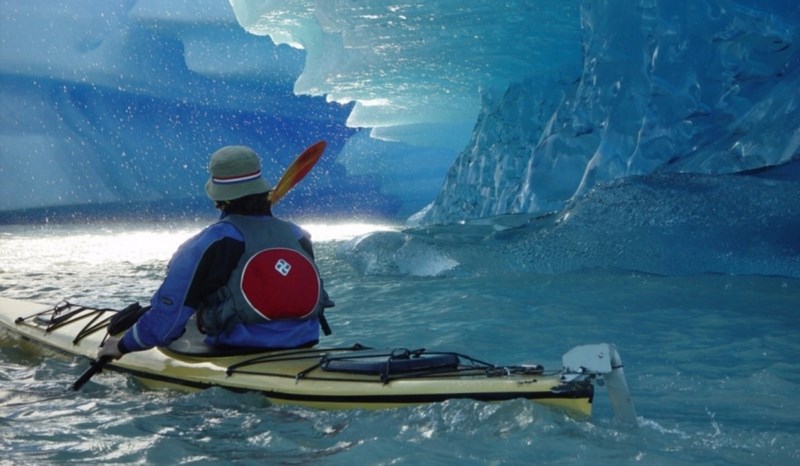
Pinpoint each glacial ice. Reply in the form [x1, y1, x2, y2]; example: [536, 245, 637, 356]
[339, 170, 800, 278]
[2, 0, 799, 265]
[229, 0, 582, 152]
[415, 0, 800, 223]
[0, 0, 423, 216]
[229, 0, 800, 225]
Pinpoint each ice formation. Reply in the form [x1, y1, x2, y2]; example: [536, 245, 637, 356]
[1, 0, 798, 232]
[229, 0, 800, 223]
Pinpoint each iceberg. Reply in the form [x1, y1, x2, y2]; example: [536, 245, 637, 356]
[230, 0, 799, 225]
[420, 0, 800, 224]
[0, 0, 432, 217]
[229, 0, 582, 152]
[339, 170, 800, 278]
[1, 0, 798, 239]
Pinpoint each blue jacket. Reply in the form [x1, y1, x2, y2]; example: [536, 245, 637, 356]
[120, 215, 320, 353]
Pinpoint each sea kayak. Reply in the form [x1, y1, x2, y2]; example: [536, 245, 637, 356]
[0, 296, 636, 422]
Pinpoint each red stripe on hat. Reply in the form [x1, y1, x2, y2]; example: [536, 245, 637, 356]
[212, 170, 262, 184]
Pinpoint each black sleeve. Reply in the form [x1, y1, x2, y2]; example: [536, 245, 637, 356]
[183, 237, 245, 309]
[298, 236, 315, 260]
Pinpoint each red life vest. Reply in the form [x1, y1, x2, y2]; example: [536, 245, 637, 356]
[240, 247, 320, 320]
[201, 215, 323, 335]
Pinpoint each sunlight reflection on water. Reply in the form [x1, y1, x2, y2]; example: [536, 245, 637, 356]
[0, 220, 396, 304]
[301, 222, 397, 242]
[0, 221, 396, 269]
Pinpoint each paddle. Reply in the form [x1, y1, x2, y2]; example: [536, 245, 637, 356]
[71, 141, 327, 391]
[269, 140, 326, 204]
[71, 355, 112, 391]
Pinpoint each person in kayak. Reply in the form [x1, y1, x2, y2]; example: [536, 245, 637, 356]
[98, 145, 331, 360]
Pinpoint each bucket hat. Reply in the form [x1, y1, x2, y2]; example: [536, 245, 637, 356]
[205, 146, 272, 201]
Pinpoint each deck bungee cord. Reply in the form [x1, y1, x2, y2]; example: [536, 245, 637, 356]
[14, 302, 562, 386]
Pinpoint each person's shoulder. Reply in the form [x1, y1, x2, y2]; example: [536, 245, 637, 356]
[204, 219, 244, 240]
[289, 222, 311, 240]
[181, 220, 244, 251]
[267, 215, 309, 239]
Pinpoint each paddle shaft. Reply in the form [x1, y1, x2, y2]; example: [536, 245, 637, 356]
[71, 356, 112, 391]
[70, 141, 327, 391]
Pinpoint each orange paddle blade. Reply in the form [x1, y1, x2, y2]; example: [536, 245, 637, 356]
[269, 140, 326, 204]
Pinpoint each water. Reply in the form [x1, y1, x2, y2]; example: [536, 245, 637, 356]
[1, 219, 799, 465]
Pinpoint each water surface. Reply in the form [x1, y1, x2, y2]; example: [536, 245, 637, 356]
[1, 220, 798, 465]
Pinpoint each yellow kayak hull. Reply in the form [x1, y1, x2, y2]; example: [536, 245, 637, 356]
[0, 296, 593, 417]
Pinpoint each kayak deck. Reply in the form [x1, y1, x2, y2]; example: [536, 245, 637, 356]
[0, 297, 595, 416]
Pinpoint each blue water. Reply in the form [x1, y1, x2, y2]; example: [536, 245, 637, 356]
[1, 220, 799, 465]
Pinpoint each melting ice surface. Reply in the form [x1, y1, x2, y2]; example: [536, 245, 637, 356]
[342, 171, 800, 279]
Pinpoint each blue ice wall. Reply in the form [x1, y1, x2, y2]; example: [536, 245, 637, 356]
[1, 0, 798, 226]
[417, 0, 800, 223]
[0, 0, 450, 218]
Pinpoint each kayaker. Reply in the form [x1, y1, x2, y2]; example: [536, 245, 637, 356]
[98, 145, 332, 360]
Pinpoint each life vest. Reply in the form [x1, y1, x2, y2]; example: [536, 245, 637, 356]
[200, 215, 322, 335]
